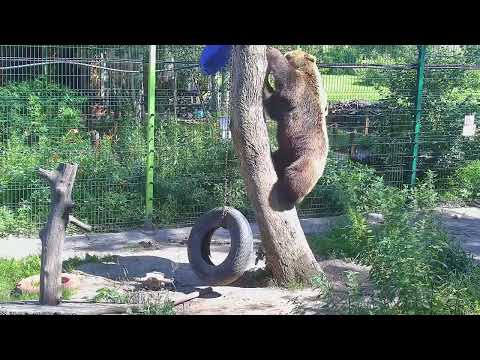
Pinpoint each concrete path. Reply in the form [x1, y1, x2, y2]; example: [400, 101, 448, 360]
[438, 207, 480, 262]
[2, 208, 480, 262]
[0, 216, 341, 260]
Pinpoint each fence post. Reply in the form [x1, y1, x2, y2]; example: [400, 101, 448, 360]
[410, 45, 426, 186]
[145, 45, 156, 226]
[173, 64, 177, 119]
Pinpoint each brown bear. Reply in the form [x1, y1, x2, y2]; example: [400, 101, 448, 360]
[263, 47, 329, 210]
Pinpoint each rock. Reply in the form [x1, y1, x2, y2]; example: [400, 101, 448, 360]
[367, 213, 384, 224]
[15, 274, 80, 295]
[139, 241, 153, 249]
[137, 272, 174, 290]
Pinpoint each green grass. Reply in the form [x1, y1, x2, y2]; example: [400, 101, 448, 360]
[0, 254, 99, 303]
[131, 300, 175, 315]
[0, 256, 41, 302]
[92, 287, 128, 304]
[305, 172, 480, 315]
[0, 253, 123, 303]
[323, 74, 386, 102]
[92, 287, 176, 315]
[62, 253, 119, 273]
[0, 255, 75, 302]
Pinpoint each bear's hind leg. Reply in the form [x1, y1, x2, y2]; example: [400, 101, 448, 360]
[282, 156, 322, 205]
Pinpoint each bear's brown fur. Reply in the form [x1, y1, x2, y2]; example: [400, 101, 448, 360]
[263, 47, 329, 210]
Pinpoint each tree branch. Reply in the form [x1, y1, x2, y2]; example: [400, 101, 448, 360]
[38, 168, 58, 184]
[68, 215, 92, 232]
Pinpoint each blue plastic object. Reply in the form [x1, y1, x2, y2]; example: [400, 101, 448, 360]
[199, 45, 233, 75]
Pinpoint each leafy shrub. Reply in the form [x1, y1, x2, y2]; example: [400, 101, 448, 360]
[357, 46, 480, 185]
[308, 165, 480, 315]
[0, 78, 146, 234]
[444, 160, 480, 202]
[0, 255, 41, 301]
[0, 204, 35, 236]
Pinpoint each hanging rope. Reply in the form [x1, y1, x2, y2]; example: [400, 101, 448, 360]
[222, 137, 230, 220]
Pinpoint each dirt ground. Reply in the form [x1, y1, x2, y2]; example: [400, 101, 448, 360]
[1, 207, 478, 315]
[58, 243, 371, 315]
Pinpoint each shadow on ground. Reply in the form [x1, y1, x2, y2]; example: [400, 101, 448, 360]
[76, 255, 205, 289]
[440, 215, 480, 261]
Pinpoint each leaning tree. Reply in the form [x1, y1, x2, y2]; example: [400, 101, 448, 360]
[229, 45, 322, 285]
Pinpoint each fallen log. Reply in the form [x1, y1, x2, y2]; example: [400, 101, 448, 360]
[0, 301, 130, 315]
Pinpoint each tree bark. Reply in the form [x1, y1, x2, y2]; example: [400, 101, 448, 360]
[229, 45, 322, 285]
[38, 163, 79, 305]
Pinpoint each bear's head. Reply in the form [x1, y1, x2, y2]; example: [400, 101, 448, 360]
[285, 49, 327, 114]
[284, 49, 317, 71]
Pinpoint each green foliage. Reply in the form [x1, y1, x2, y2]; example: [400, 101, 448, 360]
[0, 255, 77, 302]
[131, 300, 175, 315]
[92, 287, 176, 315]
[0, 78, 146, 235]
[0, 255, 41, 301]
[153, 119, 254, 225]
[62, 253, 119, 273]
[92, 287, 129, 303]
[358, 46, 480, 184]
[444, 160, 480, 202]
[308, 164, 480, 315]
[310, 158, 406, 216]
[322, 75, 385, 103]
[310, 272, 333, 299]
[0, 204, 36, 236]
[344, 270, 365, 314]
[0, 77, 86, 141]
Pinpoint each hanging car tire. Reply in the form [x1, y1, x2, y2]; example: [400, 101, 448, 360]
[187, 207, 254, 286]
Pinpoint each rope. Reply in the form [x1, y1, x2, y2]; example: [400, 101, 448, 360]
[222, 138, 230, 220]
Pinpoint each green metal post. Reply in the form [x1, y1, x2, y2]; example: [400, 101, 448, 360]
[410, 45, 426, 186]
[145, 45, 156, 225]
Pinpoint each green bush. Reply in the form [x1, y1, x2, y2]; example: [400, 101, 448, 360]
[0, 204, 35, 237]
[153, 119, 252, 225]
[0, 255, 41, 301]
[0, 78, 146, 235]
[357, 46, 480, 186]
[308, 165, 480, 315]
[444, 160, 480, 202]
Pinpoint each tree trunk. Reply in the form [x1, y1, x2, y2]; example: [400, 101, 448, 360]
[229, 45, 322, 285]
[38, 163, 84, 305]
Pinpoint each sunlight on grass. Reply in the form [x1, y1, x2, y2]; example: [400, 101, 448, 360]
[323, 75, 387, 102]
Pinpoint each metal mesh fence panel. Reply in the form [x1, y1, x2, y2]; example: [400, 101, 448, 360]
[1, 45, 479, 235]
[0, 45, 147, 234]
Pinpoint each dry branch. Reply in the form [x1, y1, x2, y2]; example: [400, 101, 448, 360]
[69, 215, 92, 232]
[173, 287, 213, 307]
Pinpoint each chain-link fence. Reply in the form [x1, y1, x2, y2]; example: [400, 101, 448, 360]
[1, 45, 479, 235]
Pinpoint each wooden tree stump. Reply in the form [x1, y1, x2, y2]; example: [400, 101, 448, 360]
[38, 163, 91, 306]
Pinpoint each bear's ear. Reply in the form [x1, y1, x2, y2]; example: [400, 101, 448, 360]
[305, 53, 316, 63]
